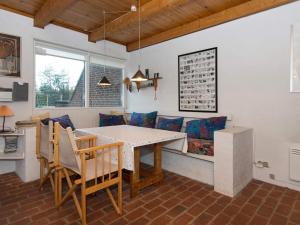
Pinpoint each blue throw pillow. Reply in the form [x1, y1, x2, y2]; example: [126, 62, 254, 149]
[129, 111, 158, 128]
[206, 116, 227, 140]
[185, 117, 227, 140]
[186, 119, 209, 139]
[99, 113, 125, 127]
[157, 117, 184, 132]
[51, 115, 76, 131]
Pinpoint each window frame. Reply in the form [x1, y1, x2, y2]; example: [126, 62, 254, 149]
[33, 40, 125, 110]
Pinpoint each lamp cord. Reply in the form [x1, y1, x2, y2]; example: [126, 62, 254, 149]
[103, 11, 106, 75]
[138, 0, 141, 68]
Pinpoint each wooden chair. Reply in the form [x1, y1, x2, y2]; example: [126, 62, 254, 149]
[32, 113, 56, 191]
[54, 122, 123, 225]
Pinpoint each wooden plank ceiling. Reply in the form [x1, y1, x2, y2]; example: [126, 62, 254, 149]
[0, 0, 295, 51]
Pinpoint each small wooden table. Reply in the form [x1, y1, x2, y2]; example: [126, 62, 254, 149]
[77, 125, 187, 197]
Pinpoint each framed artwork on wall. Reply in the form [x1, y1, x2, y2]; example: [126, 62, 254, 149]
[178, 47, 218, 112]
[0, 33, 21, 77]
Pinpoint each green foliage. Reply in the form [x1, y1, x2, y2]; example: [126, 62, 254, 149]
[36, 67, 72, 108]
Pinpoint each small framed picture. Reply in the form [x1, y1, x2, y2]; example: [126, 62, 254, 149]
[0, 33, 21, 77]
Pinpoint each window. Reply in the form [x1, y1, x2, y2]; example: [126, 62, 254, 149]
[34, 41, 124, 108]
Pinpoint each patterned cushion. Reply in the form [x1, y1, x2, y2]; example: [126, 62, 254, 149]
[129, 111, 158, 128]
[42, 115, 75, 130]
[206, 116, 227, 140]
[99, 113, 126, 127]
[185, 119, 209, 139]
[185, 116, 227, 140]
[157, 117, 184, 132]
[187, 138, 214, 156]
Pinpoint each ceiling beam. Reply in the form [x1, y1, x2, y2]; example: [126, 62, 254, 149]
[126, 0, 295, 52]
[34, 0, 79, 28]
[89, 0, 190, 42]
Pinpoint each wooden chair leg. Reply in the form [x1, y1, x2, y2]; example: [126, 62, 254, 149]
[46, 162, 55, 191]
[58, 169, 62, 209]
[40, 158, 45, 190]
[54, 168, 58, 207]
[118, 178, 122, 214]
[81, 181, 87, 225]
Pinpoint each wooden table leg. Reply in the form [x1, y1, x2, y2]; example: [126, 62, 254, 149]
[130, 147, 140, 198]
[154, 143, 163, 184]
[154, 143, 162, 174]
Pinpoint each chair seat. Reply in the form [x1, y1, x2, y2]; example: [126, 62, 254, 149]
[73, 159, 119, 182]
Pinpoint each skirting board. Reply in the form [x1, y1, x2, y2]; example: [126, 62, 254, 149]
[141, 149, 214, 185]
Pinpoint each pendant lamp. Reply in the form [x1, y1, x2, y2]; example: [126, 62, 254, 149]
[131, 0, 147, 82]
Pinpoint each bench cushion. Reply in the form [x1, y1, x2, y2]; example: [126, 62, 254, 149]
[129, 111, 158, 128]
[99, 113, 126, 127]
[187, 138, 214, 156]
[186, 116, 227, 140]
[157, 117, 184, 132]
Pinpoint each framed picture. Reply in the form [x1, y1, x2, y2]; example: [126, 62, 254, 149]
[178, 47, 217, 112]
[0, 33, 21, 77]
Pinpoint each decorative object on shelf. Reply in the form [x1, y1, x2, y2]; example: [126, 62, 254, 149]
[123, 73, 162, 98]
[123, 77, 132, 92]
[178, 47, 217, 112]
[0, 105, 14, 133]
[0, 33, 20, 77]
[145, 69, 149, 79]
[131, 0, 147, 82]
[4, 136, 18, 153]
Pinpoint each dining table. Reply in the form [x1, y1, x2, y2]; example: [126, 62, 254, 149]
[76, 125, 187, 197]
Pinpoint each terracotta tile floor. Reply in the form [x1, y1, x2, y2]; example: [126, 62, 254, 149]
[1, 171, 300, 225]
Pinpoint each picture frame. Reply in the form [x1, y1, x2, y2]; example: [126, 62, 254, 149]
[0, 33, 21, 77]
[178, 47, 218, 112]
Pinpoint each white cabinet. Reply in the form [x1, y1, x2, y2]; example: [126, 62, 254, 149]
[0, 126, 40, 182]
[15, 127, 40, 182]
[214, 127, 253, 197]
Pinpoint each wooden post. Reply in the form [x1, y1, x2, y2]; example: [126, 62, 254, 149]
[80, 153, 87, 225]
[130, 147, 140, 197]
[154, 143, 162, 174]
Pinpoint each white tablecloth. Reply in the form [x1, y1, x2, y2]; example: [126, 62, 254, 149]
[76, 125, 187, 171]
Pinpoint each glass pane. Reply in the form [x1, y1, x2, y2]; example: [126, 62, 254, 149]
[35, 54, 85, 108]
[89, 63, 123, 107]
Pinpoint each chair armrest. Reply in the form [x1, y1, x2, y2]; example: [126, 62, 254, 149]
[75, 142, 123, 154]
[75, 135, 97, 143]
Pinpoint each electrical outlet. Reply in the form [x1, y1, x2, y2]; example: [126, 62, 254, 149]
[262, 162, 269, 168]
[269, 174, 275, 180]
[255, 161, 269, 168]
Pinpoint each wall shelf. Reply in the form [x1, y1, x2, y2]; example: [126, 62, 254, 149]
[0, 152, 24, 160]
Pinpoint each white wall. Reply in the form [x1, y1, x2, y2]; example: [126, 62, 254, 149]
[0, 10, 128, 174]
[126, 1, 300, 190]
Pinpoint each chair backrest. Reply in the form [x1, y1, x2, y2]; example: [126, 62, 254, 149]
[54, 122, 80, 173]
[40, 120, 54, 162]
[31, 112, 50, 158]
